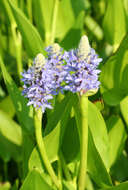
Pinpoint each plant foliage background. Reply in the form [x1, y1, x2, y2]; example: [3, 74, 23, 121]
[0, 0, 128, 189]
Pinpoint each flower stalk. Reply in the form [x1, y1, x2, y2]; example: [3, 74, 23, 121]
[34, 109, 60, 188]
[78, 95, 88, 190]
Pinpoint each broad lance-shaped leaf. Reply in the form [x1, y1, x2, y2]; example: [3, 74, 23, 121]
[56, 0, 85, 40]
[100, 34, 128, 105]
[8, 0, 45, 58]
[110, 153, 128, 182]
[100, 181, 128, 190]
[45, 93, 78, 160]
[103, 0, 126, 47]
[0, 95, 15, 118]
[44, 92, 75, 136]
[73, 95, 109, 169]
[0, 55, 34, 134]
[32, 0, 45, 41]
[73, 97, 112, 187]
[32, 0, 54, 43]
[62, 117, 80, 163]
[87, 128, 112, 188]
[60, 11, 85, 50]
[29, 146, 44, 173]
[88, 101, 109, 169]
[20, 169, 53, 190]
[106, 115, 127, 168]
[0, 110, 22, 162]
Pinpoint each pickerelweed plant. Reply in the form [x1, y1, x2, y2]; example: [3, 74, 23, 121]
[21, 35, 102, 190]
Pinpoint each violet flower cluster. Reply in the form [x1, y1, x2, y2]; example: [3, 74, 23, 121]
[21, 35, 102, 112]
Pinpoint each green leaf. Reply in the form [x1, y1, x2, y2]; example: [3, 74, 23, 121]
[60, 11, 85, 50]
[74, 97, 112, 187]
[88, 101, 109, 169]
[86, 174, 95, 190]
[56, 0, 85, 40]
[106, 115, 127, 167]
[0, 182, 11, 190]
[103, 0, 126, 47]
[32, 0, 54, 44]
[22, 131, 35, 179]
[0, 110, 22, 146]
[100, 181, 128, 190]
[29, 146, 44, 172]
[45, 93, 78, 159]
[124, 0, 128, 26]
[62, 117, 80, 163]
[74, 95, 109, 169]
[8, 0, 45, 58]
[45, 93, 75, 135]
[20, 169, 53, 190]
[0, 96, 15, 118]
[63, 180, 76, 190]
[111, 153, 128, 182]
[120, 96, 128, 126]
[0, 110, 22, 162]
[0, 55, 34, 134]
[87, 128, 112, 188]
[100, 34, 128, 105]
[32, 0, 45, 41]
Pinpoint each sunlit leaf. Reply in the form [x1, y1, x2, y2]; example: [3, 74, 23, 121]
[0, 110, 22, 162]
[74, 95, 109, 169]
[106, 115, 127, 167]
[103, 0, 126, 47]
[0, 96, 15, 118]
[20, 169, 53, 190]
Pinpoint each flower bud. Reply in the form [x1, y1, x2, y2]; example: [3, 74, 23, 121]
[34, 53, 45, 70]
[77, 35, 90, 60]
[51, 43, 61, 55]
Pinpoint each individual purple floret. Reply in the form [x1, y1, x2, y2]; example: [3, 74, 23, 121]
[62, 35, 102, 95]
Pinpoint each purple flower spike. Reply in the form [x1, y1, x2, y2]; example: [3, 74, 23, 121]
[21, 44, 66, 113]
[63, 35, 102, 96]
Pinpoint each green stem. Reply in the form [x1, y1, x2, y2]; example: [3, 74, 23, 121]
[34, 109, 60, 189]
[50, 0, 59, 43]
[78, 96, 88, 190]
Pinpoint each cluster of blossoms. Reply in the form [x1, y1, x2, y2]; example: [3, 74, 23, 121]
[21, 35, 102, 112]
